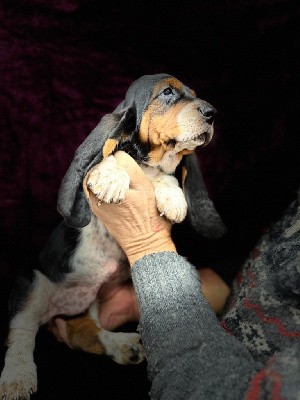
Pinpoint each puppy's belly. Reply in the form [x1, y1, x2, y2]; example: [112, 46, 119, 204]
[43, 258, 129, 320]
[48, 283, 100, 317]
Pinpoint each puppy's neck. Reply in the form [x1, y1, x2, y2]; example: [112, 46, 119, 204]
[141, 149, 184, 175]
[140, 163, 165, 178]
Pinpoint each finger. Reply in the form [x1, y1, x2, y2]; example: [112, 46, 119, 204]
[47, 319, 63, 341]
[53, 318, 71, 346]
[114, 151, 153, 190]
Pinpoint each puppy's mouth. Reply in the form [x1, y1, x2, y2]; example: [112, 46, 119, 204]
[184, 131, 211, 146]
[173, 130, 213, 152]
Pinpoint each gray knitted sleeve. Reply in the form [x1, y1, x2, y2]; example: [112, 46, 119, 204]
[131, 252, 259, 400]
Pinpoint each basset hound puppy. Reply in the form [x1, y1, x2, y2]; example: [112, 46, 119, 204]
[0, 74, 226, 400]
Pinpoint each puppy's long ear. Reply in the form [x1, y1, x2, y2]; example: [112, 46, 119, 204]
[57, 105, 135, 228]
[181, 153, 226, 238]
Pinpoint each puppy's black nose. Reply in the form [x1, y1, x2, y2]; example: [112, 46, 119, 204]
[198, 104, 217, 123]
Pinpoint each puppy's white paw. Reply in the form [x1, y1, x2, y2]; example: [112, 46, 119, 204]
[0, 360, 37, 400]
[87, 156, 130, 204]
[155, 186, 188, 223]
[99, 331, 145, 365]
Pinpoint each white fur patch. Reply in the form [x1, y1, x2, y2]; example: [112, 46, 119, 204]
[177, 100, 213, 144]
[0, 328, 37, 399]
[87, 155, 130, 203]
[0, 271, 54, 398]
[99, 330, 144, 365]
[88, 303, 144, 365]
[152, 174, 187, 223]
[156, 149, 183, 175]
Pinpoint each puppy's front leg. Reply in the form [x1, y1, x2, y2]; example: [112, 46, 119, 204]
[86, 155, 130, 204]
[152, 174, 188, 223]
[0, 327, 37, 400]
[0, 271, 53, 400]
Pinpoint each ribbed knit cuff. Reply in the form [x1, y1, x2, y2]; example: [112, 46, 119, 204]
[131, 252, 220, 371]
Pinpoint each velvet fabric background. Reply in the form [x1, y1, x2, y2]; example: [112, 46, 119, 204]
[0, 1, 299, 399]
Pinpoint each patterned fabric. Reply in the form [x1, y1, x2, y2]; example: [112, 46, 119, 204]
[220, 190, 300, 398]
[222, 192, 300, 363]
[245, 345, 300, 400]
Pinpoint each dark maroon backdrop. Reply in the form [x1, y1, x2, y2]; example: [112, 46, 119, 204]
[0, 1, 299, 399]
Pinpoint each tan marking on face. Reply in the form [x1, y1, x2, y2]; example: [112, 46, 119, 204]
[66, 315, 105, 355]
[165, 77, 184, 90]
[147, 145, 168, 164]
[103, 139, 118, 158]
[139, 78, 211, 171]
[178, 149, 194, 156]
[140, 97, 195, 166]
[139, 106, 151, 143]
[140, 77, 187, 145]
[151, 77, 184, 98]
[140, 101, 187, 144]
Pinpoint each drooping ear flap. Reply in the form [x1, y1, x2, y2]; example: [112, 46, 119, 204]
[57, 105, 136, 228]
[180, 153, 226, 239]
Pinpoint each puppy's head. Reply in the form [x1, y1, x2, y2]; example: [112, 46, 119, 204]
[58, 73, 225, 238]
[111, 74, 216, 174]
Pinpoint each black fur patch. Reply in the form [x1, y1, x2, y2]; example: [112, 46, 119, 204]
[38, 221, 79, 283]
[9, 275, 33, 319]
[116, 131, 150, 162]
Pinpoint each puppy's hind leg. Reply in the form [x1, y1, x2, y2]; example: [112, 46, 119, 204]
[62, 305, 106, 355]
[0, 271, 54, 400]
[65, 301, 144, 365]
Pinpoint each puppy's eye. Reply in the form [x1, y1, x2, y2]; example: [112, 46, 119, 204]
[162, 87, 174, 96]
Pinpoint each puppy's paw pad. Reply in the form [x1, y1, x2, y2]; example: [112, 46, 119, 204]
[87, 158, 130, 203]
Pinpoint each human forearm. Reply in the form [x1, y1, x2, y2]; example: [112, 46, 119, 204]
[132, 252, 258, 399]
[132, 252, 219, 362]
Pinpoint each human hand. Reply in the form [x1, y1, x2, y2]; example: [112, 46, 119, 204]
[88, 151, 177, 266]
